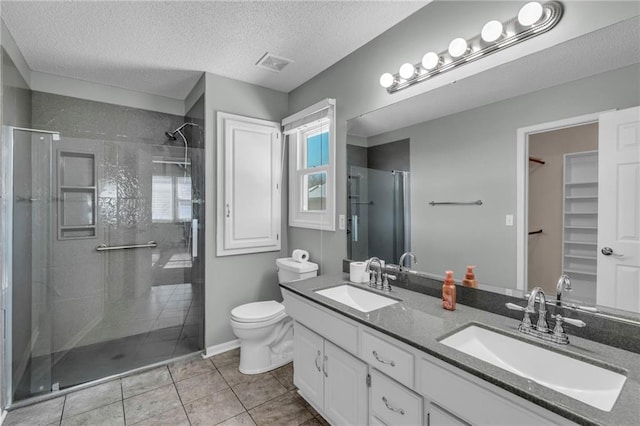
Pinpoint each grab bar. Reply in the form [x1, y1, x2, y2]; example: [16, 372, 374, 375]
[429, 200, 483, 206]
[96, 241, 157, 252]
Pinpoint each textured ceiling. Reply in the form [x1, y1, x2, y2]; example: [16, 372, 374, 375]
[1, 0, 429, 99]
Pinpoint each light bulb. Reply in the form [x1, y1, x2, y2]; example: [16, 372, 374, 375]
[421, 52, 441, 70]
[448, 38, 469, 58]
[379, 72, 395, 88]
[518, 2, 544, 26]
[399, 63, 416, 79]
[481, 20, 504, 43]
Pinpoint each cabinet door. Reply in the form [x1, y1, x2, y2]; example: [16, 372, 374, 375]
[323, 340, 368, 426]
[429, 404, 469, 426]
[216, 112, 281, 256]
[293, 323, 324, 410]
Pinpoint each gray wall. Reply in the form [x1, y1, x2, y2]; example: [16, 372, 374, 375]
[367, 139, 410, 173]
[287, 1, 640, 277]
[366, 64, 640, 288]
[203, 72, 289, 348]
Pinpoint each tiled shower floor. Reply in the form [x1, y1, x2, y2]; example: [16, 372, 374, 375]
[5, 349, 328, 426]
[18, 284, 201, 397]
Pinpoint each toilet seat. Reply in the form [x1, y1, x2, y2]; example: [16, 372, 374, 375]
[231, 301, 285, 323]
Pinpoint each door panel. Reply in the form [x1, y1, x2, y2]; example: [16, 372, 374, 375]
[293, 323, 324, 410]
[323, 340, 368, 426]
[597, 107, 640, 310]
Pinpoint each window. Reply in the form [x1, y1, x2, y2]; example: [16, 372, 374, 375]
[152, 175, 192, 223]
[284, 99, 336, 230]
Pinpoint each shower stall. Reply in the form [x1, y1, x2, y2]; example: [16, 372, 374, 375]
[1, 117, 205, 405]
[348, 166, 411, 262]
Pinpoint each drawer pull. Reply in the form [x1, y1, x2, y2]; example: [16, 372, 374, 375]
[314, 350, 321, 372]
[382, 396, 405, 415]
[373, 350, 396, 367]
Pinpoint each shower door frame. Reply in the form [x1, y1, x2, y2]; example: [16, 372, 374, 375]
[1, 126, 60, 409]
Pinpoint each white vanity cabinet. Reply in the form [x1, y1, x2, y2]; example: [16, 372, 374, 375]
[283, 288, 577, 426]
[293, 323, 368, 425]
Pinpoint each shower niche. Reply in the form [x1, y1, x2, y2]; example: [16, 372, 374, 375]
[57, 150, 97, 239]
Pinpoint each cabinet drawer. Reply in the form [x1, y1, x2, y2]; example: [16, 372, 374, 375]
[371, 369, 423, 426]
[283, 289, 358, 354]
[362, 330, 414, 388]
[418, 357, 575, 426]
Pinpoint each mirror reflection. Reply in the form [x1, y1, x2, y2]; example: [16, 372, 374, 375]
[346, 61, 640, 316]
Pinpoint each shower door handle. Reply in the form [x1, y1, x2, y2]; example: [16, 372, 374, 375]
[191, 219, 198, 258]
[226, 204, 230, 218]
[352, 215, 358, 242]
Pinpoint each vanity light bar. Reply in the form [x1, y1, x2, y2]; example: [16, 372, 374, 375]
[380, 1, 563, 93]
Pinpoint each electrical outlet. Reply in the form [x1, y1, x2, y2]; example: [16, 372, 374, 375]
[505, 214, 514, 226]
[339, 214, 346, 230]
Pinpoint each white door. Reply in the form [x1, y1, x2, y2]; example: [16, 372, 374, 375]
[216, 112, 281, 256]
[293, 323, 324, 410]
[323, 340, 368, 426]
[597, 106, 640, 311]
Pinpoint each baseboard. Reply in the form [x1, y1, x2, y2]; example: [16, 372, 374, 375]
[203, 339, 240, 358]
[1, 409, 8, 425]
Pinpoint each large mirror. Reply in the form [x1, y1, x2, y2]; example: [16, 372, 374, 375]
[346, 17, 640, 317]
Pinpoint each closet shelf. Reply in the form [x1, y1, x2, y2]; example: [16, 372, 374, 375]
[564, 254, 597, 261]
[563, 269, 597, 277]
[565, 196, 598, 200]
[564, 241, 597, 246]
[565, 181, 598, 186]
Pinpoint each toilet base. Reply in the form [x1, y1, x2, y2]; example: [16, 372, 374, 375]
[234, 316, 294, 374]
[238, 348, 293, 375]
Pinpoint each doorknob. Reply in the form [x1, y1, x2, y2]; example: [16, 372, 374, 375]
[601, 247, 624, 257]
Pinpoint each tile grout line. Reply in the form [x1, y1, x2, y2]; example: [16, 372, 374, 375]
[167, 362, 193, 426]
[120, 379, 127, 426]
[57, 395, 67, 426]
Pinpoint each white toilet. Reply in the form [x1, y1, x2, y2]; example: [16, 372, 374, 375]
[230, 257, 318, 374]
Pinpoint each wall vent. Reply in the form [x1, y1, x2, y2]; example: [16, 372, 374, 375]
[256, 52, 294, 73]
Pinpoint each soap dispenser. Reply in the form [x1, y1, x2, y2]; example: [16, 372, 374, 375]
[442, 271, 456, 311]
[462, 265, 477, 288]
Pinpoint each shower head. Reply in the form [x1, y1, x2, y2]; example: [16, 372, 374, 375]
[165, 122, 200, 142]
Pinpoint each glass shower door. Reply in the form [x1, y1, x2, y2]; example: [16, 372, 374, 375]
[348, 165, 410, 261]
[3, 127, 205, 404]
[2, 127, 56, 402]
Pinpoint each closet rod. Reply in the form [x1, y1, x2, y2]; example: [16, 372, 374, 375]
[529, 156, 546, 165]
[528, 229, 543, 235]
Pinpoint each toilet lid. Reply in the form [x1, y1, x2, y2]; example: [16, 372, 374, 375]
[231, 301, 285, 323]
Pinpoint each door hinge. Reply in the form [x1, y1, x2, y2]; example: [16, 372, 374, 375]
[277, 234, 279, 241]
[427, 412, 430, 426]
[366, 373, 371, 387]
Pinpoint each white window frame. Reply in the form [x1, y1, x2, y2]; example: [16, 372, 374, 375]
[285, 99, 336, 231]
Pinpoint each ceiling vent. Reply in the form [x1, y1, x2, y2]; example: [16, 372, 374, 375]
[256, 52, 294, 73]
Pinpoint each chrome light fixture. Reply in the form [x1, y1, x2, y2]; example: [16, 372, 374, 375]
[379, 1, 563, 93]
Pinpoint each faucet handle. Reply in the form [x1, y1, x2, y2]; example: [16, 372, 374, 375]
[505, 303, 526, 312]
[553, 314, 585, 329]
[382, 273, 396, 292]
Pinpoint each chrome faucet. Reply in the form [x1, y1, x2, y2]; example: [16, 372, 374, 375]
[398, 252, 417, 272]
[555, 274, 572, 305]
[365, 257, 383, 289]
[506, 286, 585, 344]
[527, 287, 548, 332]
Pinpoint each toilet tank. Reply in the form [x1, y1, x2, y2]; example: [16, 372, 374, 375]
[276, 257, 318, 283]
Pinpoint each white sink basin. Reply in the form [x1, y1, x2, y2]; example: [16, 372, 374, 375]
[315, 284, 399, 312]
[439, 325, 626, 412]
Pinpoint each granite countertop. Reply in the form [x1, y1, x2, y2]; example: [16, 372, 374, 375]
[280, 274, 640, 426]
